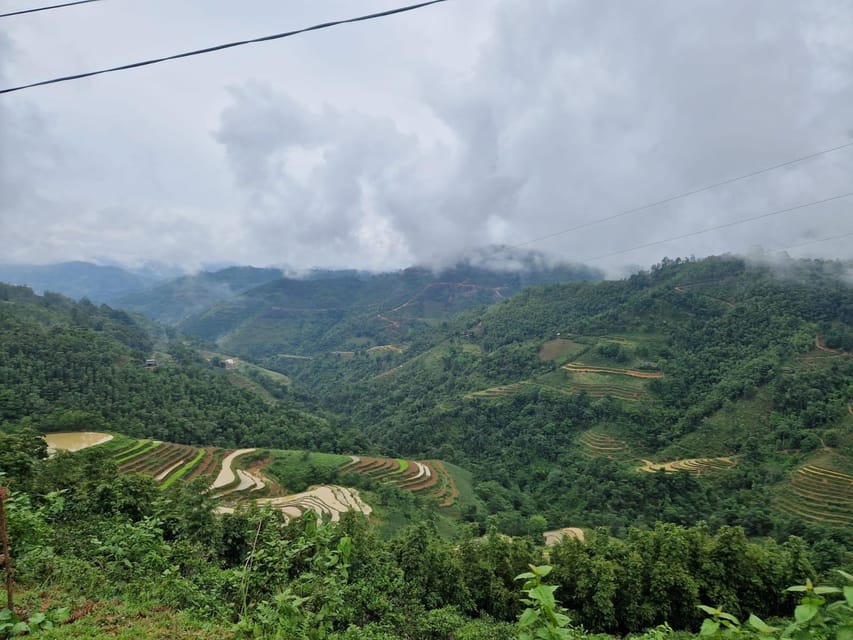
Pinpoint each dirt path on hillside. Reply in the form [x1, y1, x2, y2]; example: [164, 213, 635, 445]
[210, 448, 256, 490]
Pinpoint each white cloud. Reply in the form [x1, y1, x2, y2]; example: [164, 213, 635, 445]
[1, 0, 852, 273]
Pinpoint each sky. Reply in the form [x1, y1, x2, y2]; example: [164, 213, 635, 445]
[1, 0, 852, 276]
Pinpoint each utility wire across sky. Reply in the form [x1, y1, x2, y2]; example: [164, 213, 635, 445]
[580, 189, 853, 263]
[1, 0, 101, 19]
[0, 0, 449, 94]
[514, 140, 853, 248]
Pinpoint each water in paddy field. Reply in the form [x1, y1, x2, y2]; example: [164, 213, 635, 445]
[44, 432, 113, 454]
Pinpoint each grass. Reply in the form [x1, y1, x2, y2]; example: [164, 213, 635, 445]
[96, 433, 138, 454]
[160, 449, 206, 489]
[436, 460, 481, 515]
[33, 601, 230, 639]
[263, 449, 350, 493]
[114, 440, 157, 464]
[538, 338, 589, 363]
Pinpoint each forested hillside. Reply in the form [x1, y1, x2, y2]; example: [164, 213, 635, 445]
[173, 259, 601, 358]
[0, 261, 164, 304]
[116, 265, 284, 324]
[259, 256, 853, 550]
[0, 283, 350, 451]
[1, 255, 852, 639]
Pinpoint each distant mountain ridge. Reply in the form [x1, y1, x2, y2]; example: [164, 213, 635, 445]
[0, 261, 165, 304]
[174, 260, 602, 357]
[116, 266, 284, 325]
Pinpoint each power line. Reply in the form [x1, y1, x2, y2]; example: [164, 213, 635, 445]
[514, 140, 853, 248]
[0, 0, 449, 95]
[779, 229, 853, 252]
[581, 189, 853, 263]
[1, 0, 101, 19]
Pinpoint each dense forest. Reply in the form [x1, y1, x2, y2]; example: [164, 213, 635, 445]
[259, 257, 853, 551]
[1, 255, 852, 638]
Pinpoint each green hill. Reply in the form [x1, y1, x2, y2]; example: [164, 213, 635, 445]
[116, 265, 284, 324]
[175, 259, 601, 358]
[261, 255, 852, 541]
[0, 283, 340, 451]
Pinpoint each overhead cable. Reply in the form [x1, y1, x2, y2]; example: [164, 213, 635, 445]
[581, 189, 853, 262]
[1, 0, 101, 19]
[779, 229, 853, 252]
[0, 0, 449, 94]
[514, 141, 853, 248]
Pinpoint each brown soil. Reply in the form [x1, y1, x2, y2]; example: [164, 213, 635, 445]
[187, 448, 218, 480]
[401, 464, 440, 492]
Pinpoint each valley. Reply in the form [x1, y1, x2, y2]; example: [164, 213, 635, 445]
[1, 254, 851, 639]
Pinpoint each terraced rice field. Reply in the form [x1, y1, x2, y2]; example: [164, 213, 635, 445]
[637, 457, 736, 474]
[339, 455, 459, 507]
[50, 432, 459, 522]
[577, 431, 629, 458]
[776, 463, 853, 527]
[562, 363, 664, 379]
[255, 486, 372, 522]
[109, 440, 211, 487]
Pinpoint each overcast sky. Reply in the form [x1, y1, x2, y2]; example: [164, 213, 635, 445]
[1, 0, 852, 275]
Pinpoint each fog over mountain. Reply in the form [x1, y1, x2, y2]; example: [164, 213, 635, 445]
[1, 1, 851, 274]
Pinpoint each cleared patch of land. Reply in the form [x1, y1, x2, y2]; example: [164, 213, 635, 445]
[544, 527, 585, 545]
[637, 457, 736, 474]
[562, 363, 663, 379]
[538, 338, 587, 362]
[464, 382, 530, 399]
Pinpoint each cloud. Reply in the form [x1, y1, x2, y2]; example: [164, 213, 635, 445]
[3, 0, 853, 273]
[213, 0, 853, 274]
